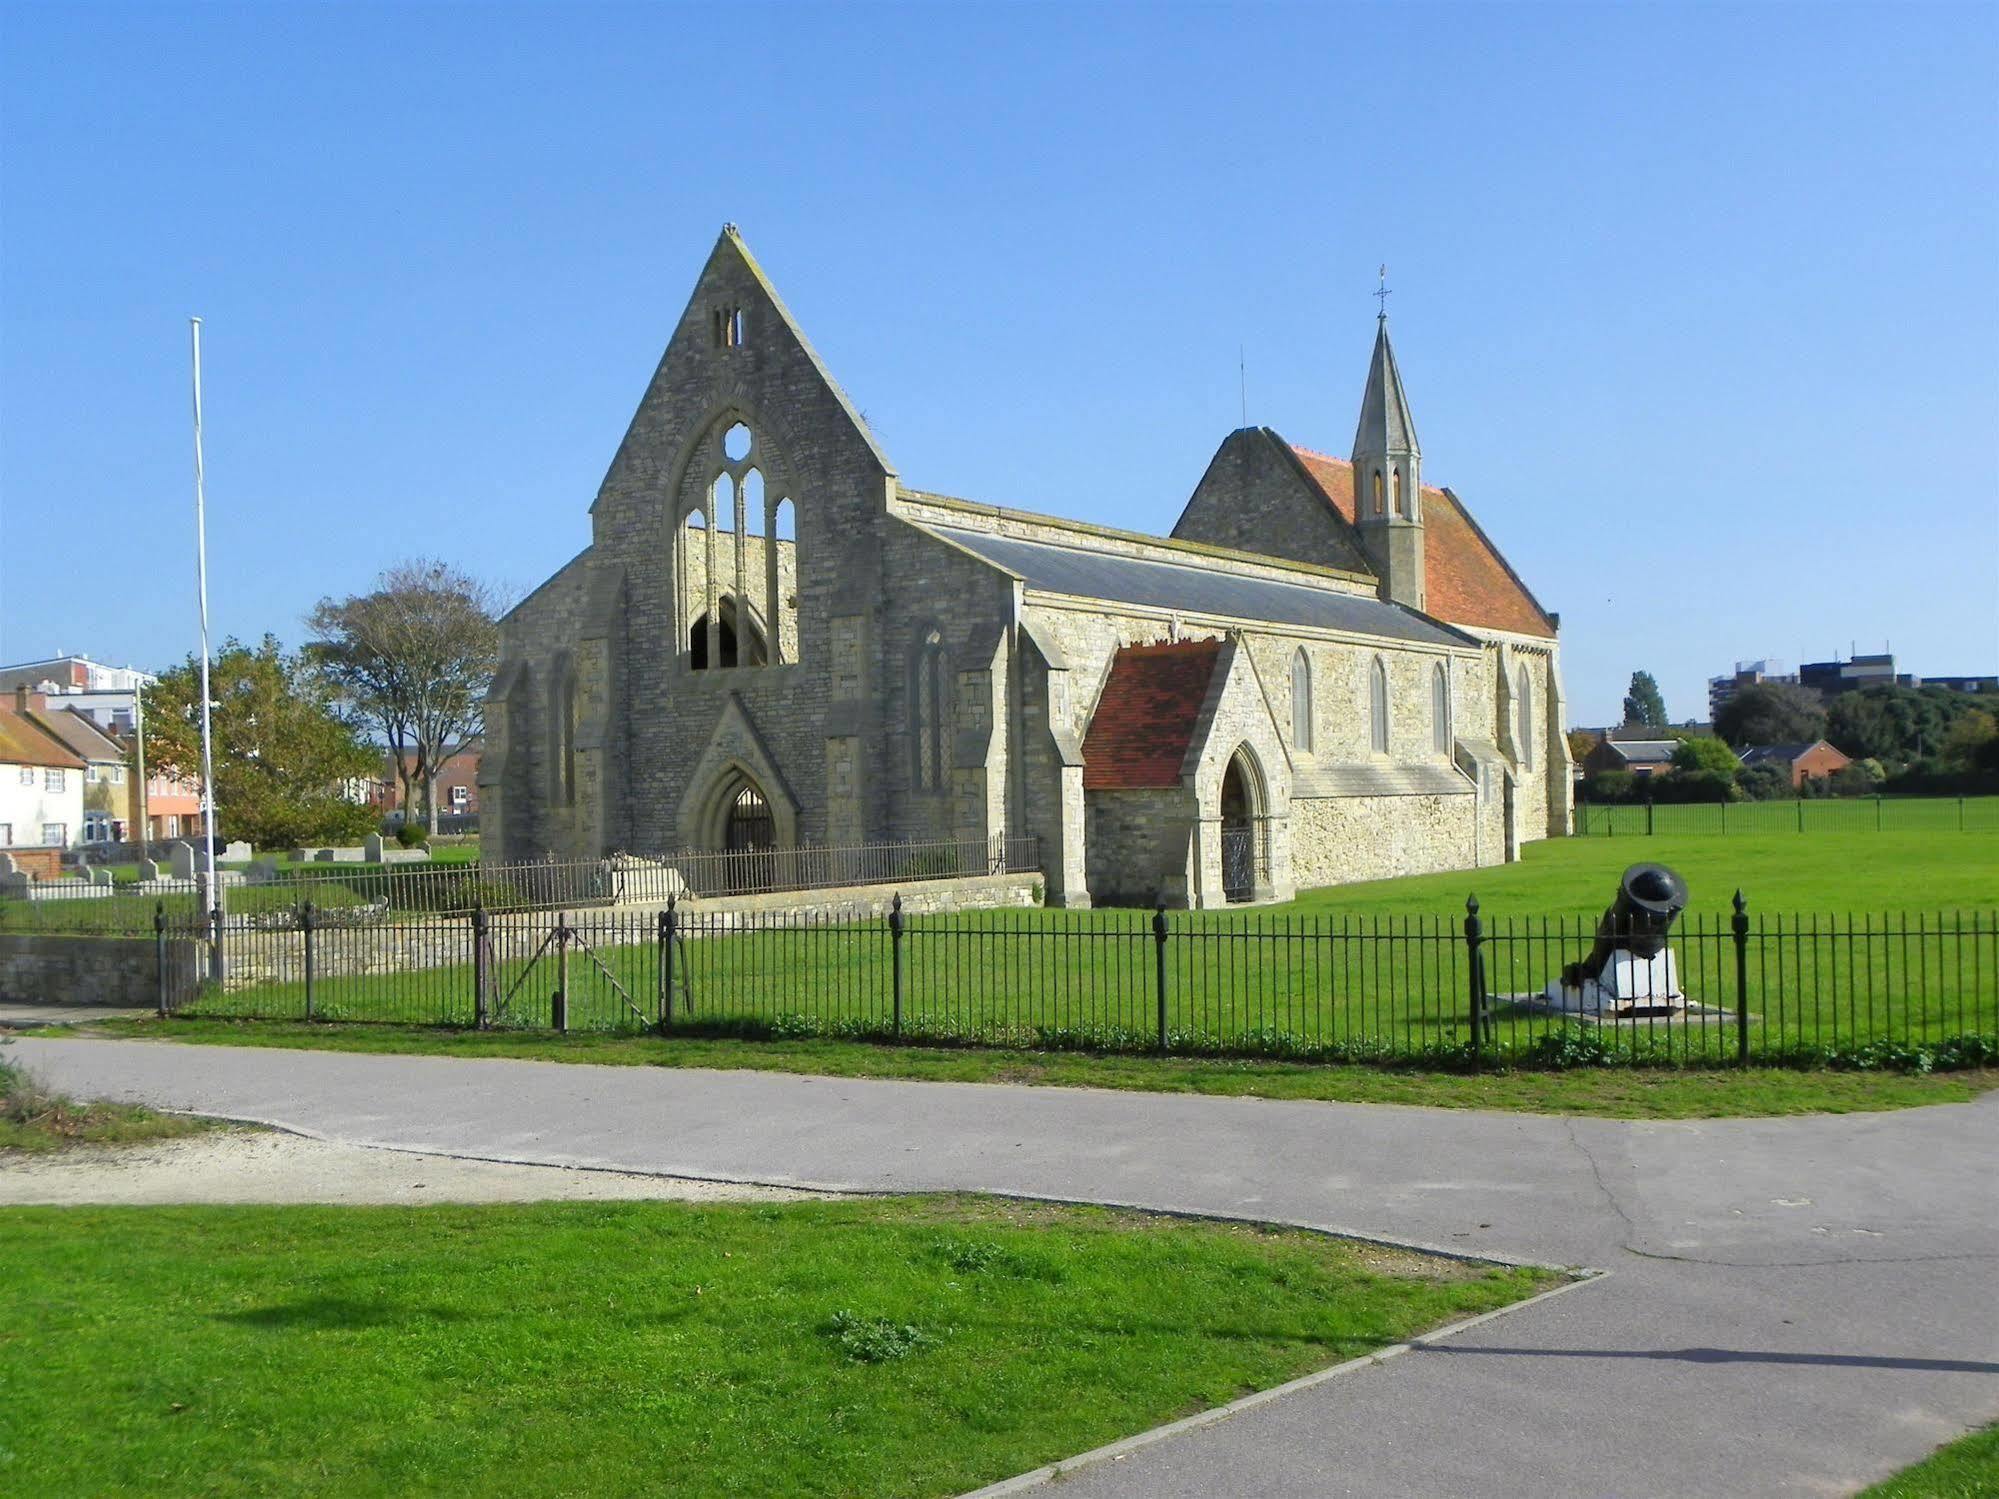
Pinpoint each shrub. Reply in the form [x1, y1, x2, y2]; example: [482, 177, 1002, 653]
[395, 822, 429, 849]
[1649, 769, 1738, 803]
[1583, 770, 1637, 804]
[1737, 762, 1794, 801]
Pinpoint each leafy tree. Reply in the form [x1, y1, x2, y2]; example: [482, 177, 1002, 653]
[1566, 728, 1602, 763]
[1940, 709, 1998, 773]
[1670, 735, 1741, 779]
[1826, 685, 1987, 766]
[1622, 671, 1668, 729]
[1714, 682, 1826, 748]
[308, 560, 504, 835]
[141, 636, 380, 848]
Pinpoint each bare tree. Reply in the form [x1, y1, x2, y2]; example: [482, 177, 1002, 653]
[307, 560, 505, 835]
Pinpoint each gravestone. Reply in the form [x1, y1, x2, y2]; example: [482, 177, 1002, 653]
[168, 841, 197, 881]
[364, 832, 386, 863]
[90, 866, 113, 887]
[137, 858, 161, 882]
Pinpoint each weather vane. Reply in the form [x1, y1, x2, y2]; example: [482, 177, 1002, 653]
[1374, 264, 1391, 319]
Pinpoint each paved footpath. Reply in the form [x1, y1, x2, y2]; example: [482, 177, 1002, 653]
[12, 1038, 1998, 1497]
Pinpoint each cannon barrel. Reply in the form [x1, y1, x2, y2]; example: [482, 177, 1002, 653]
[1565, 862, 1689, 985]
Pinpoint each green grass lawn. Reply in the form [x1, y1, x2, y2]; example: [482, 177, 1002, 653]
[1862, 1422, 1999, 1497]
[1285, 827, 1999, 918]
[0, 1197, 1555, 1498]
[0, 1052, 218, 1153]
[55, 1019, 1999, 1119]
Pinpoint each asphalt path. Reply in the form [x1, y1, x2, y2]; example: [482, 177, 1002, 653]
[12, 1037, 1997, 1497]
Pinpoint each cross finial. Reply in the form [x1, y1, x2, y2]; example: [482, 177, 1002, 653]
[1374, 264, 1391, 320]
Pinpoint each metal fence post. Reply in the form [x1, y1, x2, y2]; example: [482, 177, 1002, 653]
[301, 901, 316, 1022]
[1798, 797, 1805, 834]
[552, 911, 569, 1033]
[889, 893, 905, 1039]
[659, 899, 676, 1032]
[209, 903, 225, 986]
[472, 905, 489, 1029]
[1464, 895, 1486, 1067]
[1152, 904, 1170, 1052]
[1645, 797, 1654, 837]
[154, 901, 169, 1018]
[1732, 889, 1751, 1065]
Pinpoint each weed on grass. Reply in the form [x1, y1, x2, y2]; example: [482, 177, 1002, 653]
[0, 1043, 218, 1153]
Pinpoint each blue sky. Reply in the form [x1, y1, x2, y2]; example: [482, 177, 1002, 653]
[2, 1, 1994, 726]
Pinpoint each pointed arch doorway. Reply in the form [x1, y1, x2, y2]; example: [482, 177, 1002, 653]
[1220, 750, 1262, 903]
[721, 774, 777, 892]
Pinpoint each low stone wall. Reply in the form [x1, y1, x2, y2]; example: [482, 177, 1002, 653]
[628, 871, 1043, 925]
[0, 932, 199, 1009]
[217, 872, 1045, 990]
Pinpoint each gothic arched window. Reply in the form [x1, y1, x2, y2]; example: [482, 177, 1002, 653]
[1290, 648, 1313, 752]
[1432, 663, 1451, 755]
[1392, 468, 1404, 516]
[1516, 664, 1535, 769]
[1370, 656, 1390, 755]
[1371, 470, 1384, 515]
[684, 417, 797, 669]
[912, 628, 948, 790]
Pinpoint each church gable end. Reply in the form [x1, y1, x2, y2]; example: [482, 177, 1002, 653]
[1172, 428, 1376, 576]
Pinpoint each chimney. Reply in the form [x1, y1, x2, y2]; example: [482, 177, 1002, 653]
[12, 686, 45, 714]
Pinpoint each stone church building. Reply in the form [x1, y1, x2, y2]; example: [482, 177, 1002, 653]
[482, 227, 1573, 908]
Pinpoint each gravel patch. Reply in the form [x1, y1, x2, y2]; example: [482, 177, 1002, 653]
[0, 1129, 822, 1206]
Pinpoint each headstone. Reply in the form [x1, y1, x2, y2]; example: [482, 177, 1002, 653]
[314, 848, 337, 863]
[138, 858, 161, 881]
[168, 840, 197, 881]
[0, 852, 17, 876]
[364, 832, 385, 863]
[222, 840, 253, 863]
[90, 866, 113, 887]
[249, 857, 281, 884]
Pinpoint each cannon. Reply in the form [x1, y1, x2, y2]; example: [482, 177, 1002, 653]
[1544, 862, 1689, 1016]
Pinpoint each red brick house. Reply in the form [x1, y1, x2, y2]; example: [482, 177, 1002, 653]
[374, 744, 482, 820]
[1738, 740, 1852, 789]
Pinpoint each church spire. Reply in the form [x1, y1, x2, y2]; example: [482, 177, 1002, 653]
[1351, 271, 1425, 611]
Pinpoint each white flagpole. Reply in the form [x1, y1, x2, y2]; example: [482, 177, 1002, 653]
[190, 317, 220, 913]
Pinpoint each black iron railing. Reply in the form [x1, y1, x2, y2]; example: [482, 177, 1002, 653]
[144, 894, 1999, 1070]
[1575, 795, 1999, 837]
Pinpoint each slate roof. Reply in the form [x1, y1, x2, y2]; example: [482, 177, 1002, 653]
[0, 708, 86, 769]
[1739, 741, 1842, 766]
[1081, 639, 1222, 790]
[27, 705, 124, 763]
[1288, 446, 1556, 639]
[918, 524, 1468, 648]
[1601, 739, 1679, 766]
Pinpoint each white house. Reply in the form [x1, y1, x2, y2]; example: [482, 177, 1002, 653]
[0, 700, 87, 852]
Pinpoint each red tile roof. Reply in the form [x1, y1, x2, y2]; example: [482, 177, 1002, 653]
[1289, 447, 1555, 639]
[1082, 639, 1223, 790]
